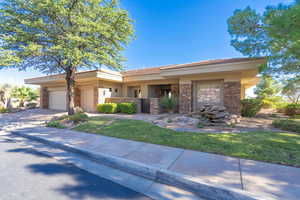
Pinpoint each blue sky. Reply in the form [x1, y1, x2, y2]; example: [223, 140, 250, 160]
[0, 0, 291, 86]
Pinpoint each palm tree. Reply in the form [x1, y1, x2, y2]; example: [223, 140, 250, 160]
[11, 86, 38, 107]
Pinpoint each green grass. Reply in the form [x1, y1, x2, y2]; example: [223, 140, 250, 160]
[73, 116, 300, 167]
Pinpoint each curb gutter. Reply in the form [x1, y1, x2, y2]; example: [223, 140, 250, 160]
[11, 130, 273, 200]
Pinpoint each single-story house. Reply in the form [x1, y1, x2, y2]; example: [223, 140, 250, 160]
[25, 57, 264, 114]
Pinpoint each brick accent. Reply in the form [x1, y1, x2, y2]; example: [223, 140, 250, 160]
[105, 97, 142, 113]
[150, 98, 160, 114]
[179, 83, 192, 114]
[40, 87, 49, 109]
[224, 81, 241, 114]
[74, 87, 81, 107]
[171, 84, 179, 96]
[93, 87, 99, 111]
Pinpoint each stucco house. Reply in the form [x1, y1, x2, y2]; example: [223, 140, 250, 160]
[25, 57, 264, 114]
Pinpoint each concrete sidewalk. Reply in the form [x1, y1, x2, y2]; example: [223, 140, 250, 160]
[11, 126, 300, 200]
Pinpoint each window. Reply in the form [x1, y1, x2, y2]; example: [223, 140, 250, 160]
[115, 88, 118, 93]
[109, 88, 112, 92]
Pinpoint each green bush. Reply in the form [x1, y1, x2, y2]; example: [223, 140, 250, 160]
[275, 102, 289, 113]
[119, 102, 136, 114]
[160, 95, 178, 113]
[68, 112, 89, 123]
[241, 98, 262, 117]
[26, 102, 37, 109]
[285, 103, 300, 116]
[0, 107, 9, 113]
[97, 103, 119, 113]
[46, 120, 65, 129]
[272, 119, 300, 133]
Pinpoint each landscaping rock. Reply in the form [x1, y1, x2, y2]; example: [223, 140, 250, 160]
[192, 105, 240, 126]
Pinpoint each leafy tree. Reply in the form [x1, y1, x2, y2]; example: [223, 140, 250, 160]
[227, 2, 300, 76]
[11, 86, 38, 107]
[0, 0, 134, 115]
[282, 77, 300, 103]
[0, 84, 13, 109]
[254, 75, 282, 108]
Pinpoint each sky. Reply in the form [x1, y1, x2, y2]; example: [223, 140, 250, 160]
[0, 0, 292, 86]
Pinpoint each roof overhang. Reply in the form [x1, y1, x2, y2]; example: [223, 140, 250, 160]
[159, 59, 265, 78]
[25, 69, 123, 85]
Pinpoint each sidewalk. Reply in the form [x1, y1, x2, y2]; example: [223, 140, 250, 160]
[11, 126, 300, 200]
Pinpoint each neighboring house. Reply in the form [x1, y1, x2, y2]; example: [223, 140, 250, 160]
[25, 57, 264, 114]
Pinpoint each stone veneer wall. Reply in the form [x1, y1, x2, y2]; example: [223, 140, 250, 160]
[40, 87, 49, 109]
[179, 83, 192, 114]
[105, 97, 142, 113]
[74, 87, 81, 107]
[150, 98, 160, 115]
[224, 81, 241, 114]
[93, 87, 99, 111]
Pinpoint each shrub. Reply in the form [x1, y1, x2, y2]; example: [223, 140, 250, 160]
[68, 112, 89, 123]
[160, 95, 178, 113]
[275, 102, 289, 113]
[26, 102, 37, 109]
[0, 107, 9, 113]
[272, 119, 300, 133]
[119, 102, 136, 114]
[46, 120, 65, 129]
[97, 103, 119, 113]
[241, 98, 262, 117]
[285, 103, 300, 116]
[197, 122, 204, 128]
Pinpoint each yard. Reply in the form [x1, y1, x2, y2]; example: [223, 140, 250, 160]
[72, 116, 300, 167]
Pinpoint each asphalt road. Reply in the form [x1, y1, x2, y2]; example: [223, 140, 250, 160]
[0, 134, 152, 200]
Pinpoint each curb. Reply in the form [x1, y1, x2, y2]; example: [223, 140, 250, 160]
[11, 130, 272, 200]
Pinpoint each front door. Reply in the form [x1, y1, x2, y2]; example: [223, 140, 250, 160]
[193, 80, 224, 111]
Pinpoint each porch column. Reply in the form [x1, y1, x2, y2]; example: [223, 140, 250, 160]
[141, 84, 149, 98]
[74, 87, 81, 107]
[40, 86, 49, 109]
[179, 80, 192, 114]
[93, 86, 99, 111]
[224, 81, 241, 114]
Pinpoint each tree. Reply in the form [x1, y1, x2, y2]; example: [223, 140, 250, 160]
[11, 86, 38, 107]
[254, 75, 282, 108]
[0, 0, 134, 115]
[227, 2, 300, 77]
[0, 84, 13, 109]
[282, 77, 300, 103]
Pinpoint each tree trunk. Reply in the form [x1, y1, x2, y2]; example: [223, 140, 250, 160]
[66, 68, 76, 115]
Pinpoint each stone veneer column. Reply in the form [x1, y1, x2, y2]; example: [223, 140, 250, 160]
[40, 87, 49, 109]
[179, 82, 192, 114]
[171, 84, 179, 96]
[74, 87, 81, 107]
[150, 98, 160, 114]
[224, 81, 241, 114]
[93, 87, 99, 112]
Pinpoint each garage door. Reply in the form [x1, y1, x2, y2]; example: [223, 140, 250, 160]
[49, 90, 67, 111]
[80, 87, 94, 112]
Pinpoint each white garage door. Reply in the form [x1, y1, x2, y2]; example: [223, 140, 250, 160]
[49, 90, 67, 111]
[81, 87, 94, 112]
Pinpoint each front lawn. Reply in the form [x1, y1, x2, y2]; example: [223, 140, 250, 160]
[72, 116, 300, 167]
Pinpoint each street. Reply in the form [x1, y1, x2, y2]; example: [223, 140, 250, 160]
[0, 133, 151, 200]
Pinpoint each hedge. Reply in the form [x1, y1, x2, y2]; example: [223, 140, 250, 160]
[97, 103, 119, 113]
[241, 98, 262, 117]
[118, 102, 136, 114]
[285, 103, 300, 116]
[272, 119, 300, 133]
